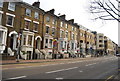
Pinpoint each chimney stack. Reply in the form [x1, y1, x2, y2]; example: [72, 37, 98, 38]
[59, 14, 66, 19]
[68, 19, 74, 24]
[48, 9, 55, 14]
[32, 1, 40, 8]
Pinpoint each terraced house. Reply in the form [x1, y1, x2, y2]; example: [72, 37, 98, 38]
[79, 25, 86, 57]
[18, 2, 44, 60]
[0, 1, 118, 60]
[0, 2, 21, 59]
[0, 1, 7, 54]
[97, 33, 105, 56]
[42, 9, 58, 59]
[0, 1, 45, 60]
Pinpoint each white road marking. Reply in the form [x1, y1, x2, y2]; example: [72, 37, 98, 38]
[85, 63, 96, 66]
[8, 76, 26, 80]
[46, 67, 78, 74]
[55, 77, 63, 80]
[59, 63, 65, 64]
[79, 70, 83, 72]
[68, 61, 82, 64]
[64, 67, 78, 71]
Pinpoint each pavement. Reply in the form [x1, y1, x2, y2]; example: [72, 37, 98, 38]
[2, 55, 119, 80]
[1, 55, 92, 65]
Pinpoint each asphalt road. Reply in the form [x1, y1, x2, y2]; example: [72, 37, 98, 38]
[2, 55, 119, 81]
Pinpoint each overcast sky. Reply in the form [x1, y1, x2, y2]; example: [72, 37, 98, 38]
[23, 0, 118, 44]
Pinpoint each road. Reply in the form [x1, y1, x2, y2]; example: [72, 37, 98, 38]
[2, 55, 119, 81]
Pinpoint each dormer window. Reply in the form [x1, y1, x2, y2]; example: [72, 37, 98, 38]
[8, 2, 15, 11]
[26, 8, 31, 17]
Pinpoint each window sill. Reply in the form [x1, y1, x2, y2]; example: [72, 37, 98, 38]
[24, 28, 29, 30]
[6, 24, 13, 27]
[0, 43, 5, 46]
[33, 30, 38, 33]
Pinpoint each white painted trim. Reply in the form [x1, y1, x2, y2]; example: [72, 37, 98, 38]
[52, 27, 55, 28]
[0, 26, 7, 32]
[33, 21, 39, 24]
[66, 30, 68, 32]
[24, 28, 29, 30]
[6, 13, 15, 17]
[24, 18, 31, 22]
[33, 30, 38, 33]
[6, 24, 13, 27]
[9, 31, 18, 37]
[60, 29, 64, 31]
[35, 36, 42, 41]
[46, 24, 50, 27]
[0, 11, 3, 14]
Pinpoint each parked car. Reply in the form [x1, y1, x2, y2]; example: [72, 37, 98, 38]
[116, 54, 120, 57]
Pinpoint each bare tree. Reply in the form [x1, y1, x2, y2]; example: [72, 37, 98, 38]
[89, 0, 120, 22]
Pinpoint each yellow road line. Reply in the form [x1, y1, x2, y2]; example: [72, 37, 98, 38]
[105, 75, 114, 81]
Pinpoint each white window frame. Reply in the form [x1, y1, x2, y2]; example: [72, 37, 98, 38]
[26, 8, 31, 17]
[52, 19, 55, 25]
[33, 22, 39, 32]
[72, 26, 74, 31]
[46, 16, 50, 22]
[6, 13, 15, 27]
[65, 31, 68, 38]
[60, 22, 63, 27]
[34, 12, 39, 19]
[52, 28, 55, 36]
[0, 12, 2, 25]
[65, 24, 68, 28]
[8, 2, 15, 11]
[60, 30, 64, 37]
[0, 1, 3, 8]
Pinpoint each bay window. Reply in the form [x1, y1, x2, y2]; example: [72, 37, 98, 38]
[23, 35, 26, 45]
[49, 39, 52, 48]
[0, 31, 3, 44]
[28, 35, 32, 46]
